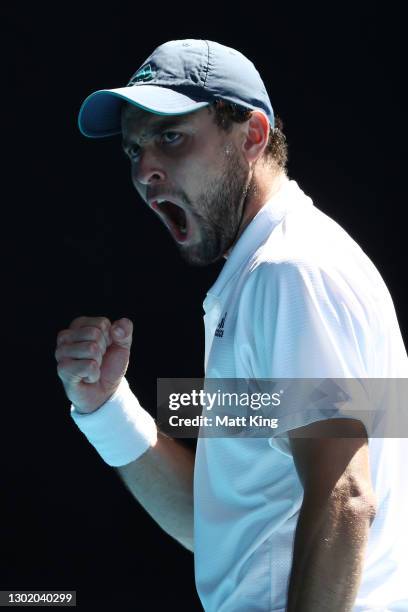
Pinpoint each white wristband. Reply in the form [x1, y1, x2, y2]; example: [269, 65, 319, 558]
[70, 377, 157, 467]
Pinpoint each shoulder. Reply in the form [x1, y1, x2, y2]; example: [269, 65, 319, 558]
[241, 254, 379, 346]
[239, 245, 381, 357]
[242, 205, 386, 326]
[253, 202, 363, 270]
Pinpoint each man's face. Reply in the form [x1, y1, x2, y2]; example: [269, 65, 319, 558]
[121, 104, 253, 266]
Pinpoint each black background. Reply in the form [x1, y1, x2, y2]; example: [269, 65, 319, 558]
[2, 3, 401, 611]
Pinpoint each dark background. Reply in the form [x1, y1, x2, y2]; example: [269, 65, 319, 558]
[1, 3, 399, 611]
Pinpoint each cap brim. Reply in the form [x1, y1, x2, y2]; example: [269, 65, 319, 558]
[78, 85, 210, 138]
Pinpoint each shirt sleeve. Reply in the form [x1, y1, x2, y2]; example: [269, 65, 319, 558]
[235, 260, 377, 437]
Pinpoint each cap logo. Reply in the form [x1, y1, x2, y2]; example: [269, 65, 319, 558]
[129, 64, 155, 85]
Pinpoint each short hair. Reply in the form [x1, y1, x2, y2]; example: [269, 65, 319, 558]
[209, 99, 288, 172]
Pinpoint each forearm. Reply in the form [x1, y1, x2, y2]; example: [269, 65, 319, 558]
[116, 430, 195, 552]
[286, 491, 376, 612]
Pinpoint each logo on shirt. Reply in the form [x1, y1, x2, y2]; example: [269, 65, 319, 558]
[215, 312, 227, 338]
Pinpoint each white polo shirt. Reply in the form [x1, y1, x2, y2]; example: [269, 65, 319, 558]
[193, 178, 408, 611]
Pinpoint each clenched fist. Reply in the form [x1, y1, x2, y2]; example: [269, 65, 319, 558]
[55, 316, 133, 414]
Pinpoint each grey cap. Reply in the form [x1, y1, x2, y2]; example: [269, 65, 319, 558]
[78, 39, 275, 138]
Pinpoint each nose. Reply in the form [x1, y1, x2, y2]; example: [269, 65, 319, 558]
[131, 149, 166, 187]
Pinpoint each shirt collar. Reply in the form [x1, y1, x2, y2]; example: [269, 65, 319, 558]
[203, 178, 312, 311]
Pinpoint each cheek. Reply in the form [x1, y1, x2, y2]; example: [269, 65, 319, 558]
[130, 165, 138, 187]
[132, 177, 147, 201]
[129, 165, 143, 194]
[177, 156, 219, 190]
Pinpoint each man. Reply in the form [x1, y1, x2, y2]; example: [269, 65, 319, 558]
[55, 40, 408, 611]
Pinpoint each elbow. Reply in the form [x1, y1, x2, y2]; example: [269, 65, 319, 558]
[361, 494, 377, 527]
[344, 488, 377, 527]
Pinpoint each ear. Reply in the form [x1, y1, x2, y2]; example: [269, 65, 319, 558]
[241, 110, 270, 163]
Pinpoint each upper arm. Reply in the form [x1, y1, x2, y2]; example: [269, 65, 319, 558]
[288, 418, 376, 508]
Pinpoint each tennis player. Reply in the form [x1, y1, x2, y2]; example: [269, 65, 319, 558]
[55, 40, 408, 611]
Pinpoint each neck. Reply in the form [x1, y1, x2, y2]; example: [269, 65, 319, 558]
[223, 168, 287, 259]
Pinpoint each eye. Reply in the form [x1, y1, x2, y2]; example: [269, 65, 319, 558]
[161, 131, 183, 145]
[127, 144, 141, 161]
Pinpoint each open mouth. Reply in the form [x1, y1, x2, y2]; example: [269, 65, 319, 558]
[153, 200, 189, 242]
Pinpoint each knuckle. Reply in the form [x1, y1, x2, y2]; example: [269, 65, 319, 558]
[57, 330, 69, 344]
[88, 341, 99, 355]
[99, 317, 111, 331]
[101, 317, 111, 333]
[57, 360, 68, 378]
[97, 325, 109, 347]
[90, 327, 102, 342]
[70, 315, 87, 328]
[87, 359, 99, 372]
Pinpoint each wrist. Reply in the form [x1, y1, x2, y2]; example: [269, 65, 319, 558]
[70, 377, 157, 467]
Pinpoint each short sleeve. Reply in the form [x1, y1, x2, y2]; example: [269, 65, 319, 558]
[235, 261, 377, 437]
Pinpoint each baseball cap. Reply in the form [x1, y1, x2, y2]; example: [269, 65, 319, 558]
[78, 39, 274, 138]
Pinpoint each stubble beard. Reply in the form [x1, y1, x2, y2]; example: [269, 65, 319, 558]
[177, 144, 254, 267]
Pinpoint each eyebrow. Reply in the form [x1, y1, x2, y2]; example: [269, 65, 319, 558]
[121, 116, 193, 152]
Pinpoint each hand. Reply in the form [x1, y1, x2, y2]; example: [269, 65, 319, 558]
[55, 316, 133, 414]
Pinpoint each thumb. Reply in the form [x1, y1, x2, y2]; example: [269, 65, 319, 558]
[98, 318, 133, 388]
[110, 317, 133, 349]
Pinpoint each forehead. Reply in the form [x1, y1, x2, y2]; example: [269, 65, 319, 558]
[121, 103, 153, 126]
[121, 103, 211, 142]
